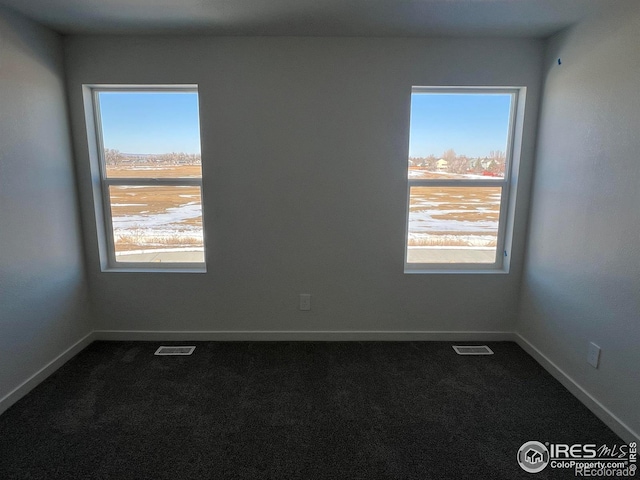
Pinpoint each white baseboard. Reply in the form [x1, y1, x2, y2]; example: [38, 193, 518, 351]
[0, 329, 511, 417]
[5, 328, 635, 446]
[515, 333, 639, 444]
[93, 330, 515, 342]
[0, 331, 95, 416]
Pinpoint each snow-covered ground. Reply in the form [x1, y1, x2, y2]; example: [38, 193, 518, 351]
[407, 233, 497, 247]
[408, 170, 501, 180]
[408, 191, 501, 245]
[110, 169, 501, 253]
[112, 201, 203, 248]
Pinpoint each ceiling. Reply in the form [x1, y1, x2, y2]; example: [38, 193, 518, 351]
[0, 0, 623, 37]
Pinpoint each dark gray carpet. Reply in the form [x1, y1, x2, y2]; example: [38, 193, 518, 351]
[0, 341, 622, 479]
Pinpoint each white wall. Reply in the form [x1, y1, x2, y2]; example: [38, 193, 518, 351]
[65, 36, 542, 337]
[0, 7, 92, 410]
[517, 4, 640, 440]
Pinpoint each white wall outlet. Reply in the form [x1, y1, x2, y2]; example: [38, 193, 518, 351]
[299, 294, 311, 311]
[587, 342, 601, 369]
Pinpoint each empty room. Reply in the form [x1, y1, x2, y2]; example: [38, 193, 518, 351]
[0, 0, 638, 478]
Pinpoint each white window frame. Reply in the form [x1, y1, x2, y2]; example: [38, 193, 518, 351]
[83, 84, 206, 273]
[404, 86, 525, 274]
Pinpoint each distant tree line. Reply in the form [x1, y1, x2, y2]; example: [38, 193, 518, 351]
[104, 149, 201, 166]
[409, 149, 506, 175]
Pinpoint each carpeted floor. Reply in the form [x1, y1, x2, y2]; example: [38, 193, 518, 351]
[0, 341, 623, 479]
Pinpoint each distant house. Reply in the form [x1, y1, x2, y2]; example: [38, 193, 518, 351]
[436, 158, 448, 171]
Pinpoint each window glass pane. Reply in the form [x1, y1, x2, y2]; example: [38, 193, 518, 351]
[408, 93, 511, 180]
[98, 91, 202, 178]
[109, 185, 204, 263]
[407, 186, 501, 264]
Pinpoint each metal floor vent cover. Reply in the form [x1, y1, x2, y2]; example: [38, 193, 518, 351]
[452, 345, 494, 355]
[154, 346, 196, 356]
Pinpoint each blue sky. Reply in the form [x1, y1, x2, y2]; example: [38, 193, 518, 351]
[98, 90, 509, 158]
[409, 93, 511, 158]
[99, 92, 201, 154]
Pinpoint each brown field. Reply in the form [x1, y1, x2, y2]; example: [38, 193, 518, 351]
[106, 164, 202, 178]
[409, 186, 501, 226]
[107, 166, 203, 252]
[408, 173, 502, 246]
[107, 165, 501, 251]
[109, 185, 202, 226]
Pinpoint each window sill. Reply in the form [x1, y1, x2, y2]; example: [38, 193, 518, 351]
[404, 267, 509, 275]
[100, 266, 207, 274]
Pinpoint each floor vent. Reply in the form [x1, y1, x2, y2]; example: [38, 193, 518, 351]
[452, 345, 494, 355]
[154, 346, 196, 356]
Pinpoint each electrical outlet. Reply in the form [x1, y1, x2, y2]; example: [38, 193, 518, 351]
[299, 294, 311, 311]
[587, 342, 601, 369]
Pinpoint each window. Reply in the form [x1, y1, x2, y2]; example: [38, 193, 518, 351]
[405, 87, 524, 273]
[85, 86, 206, 271]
